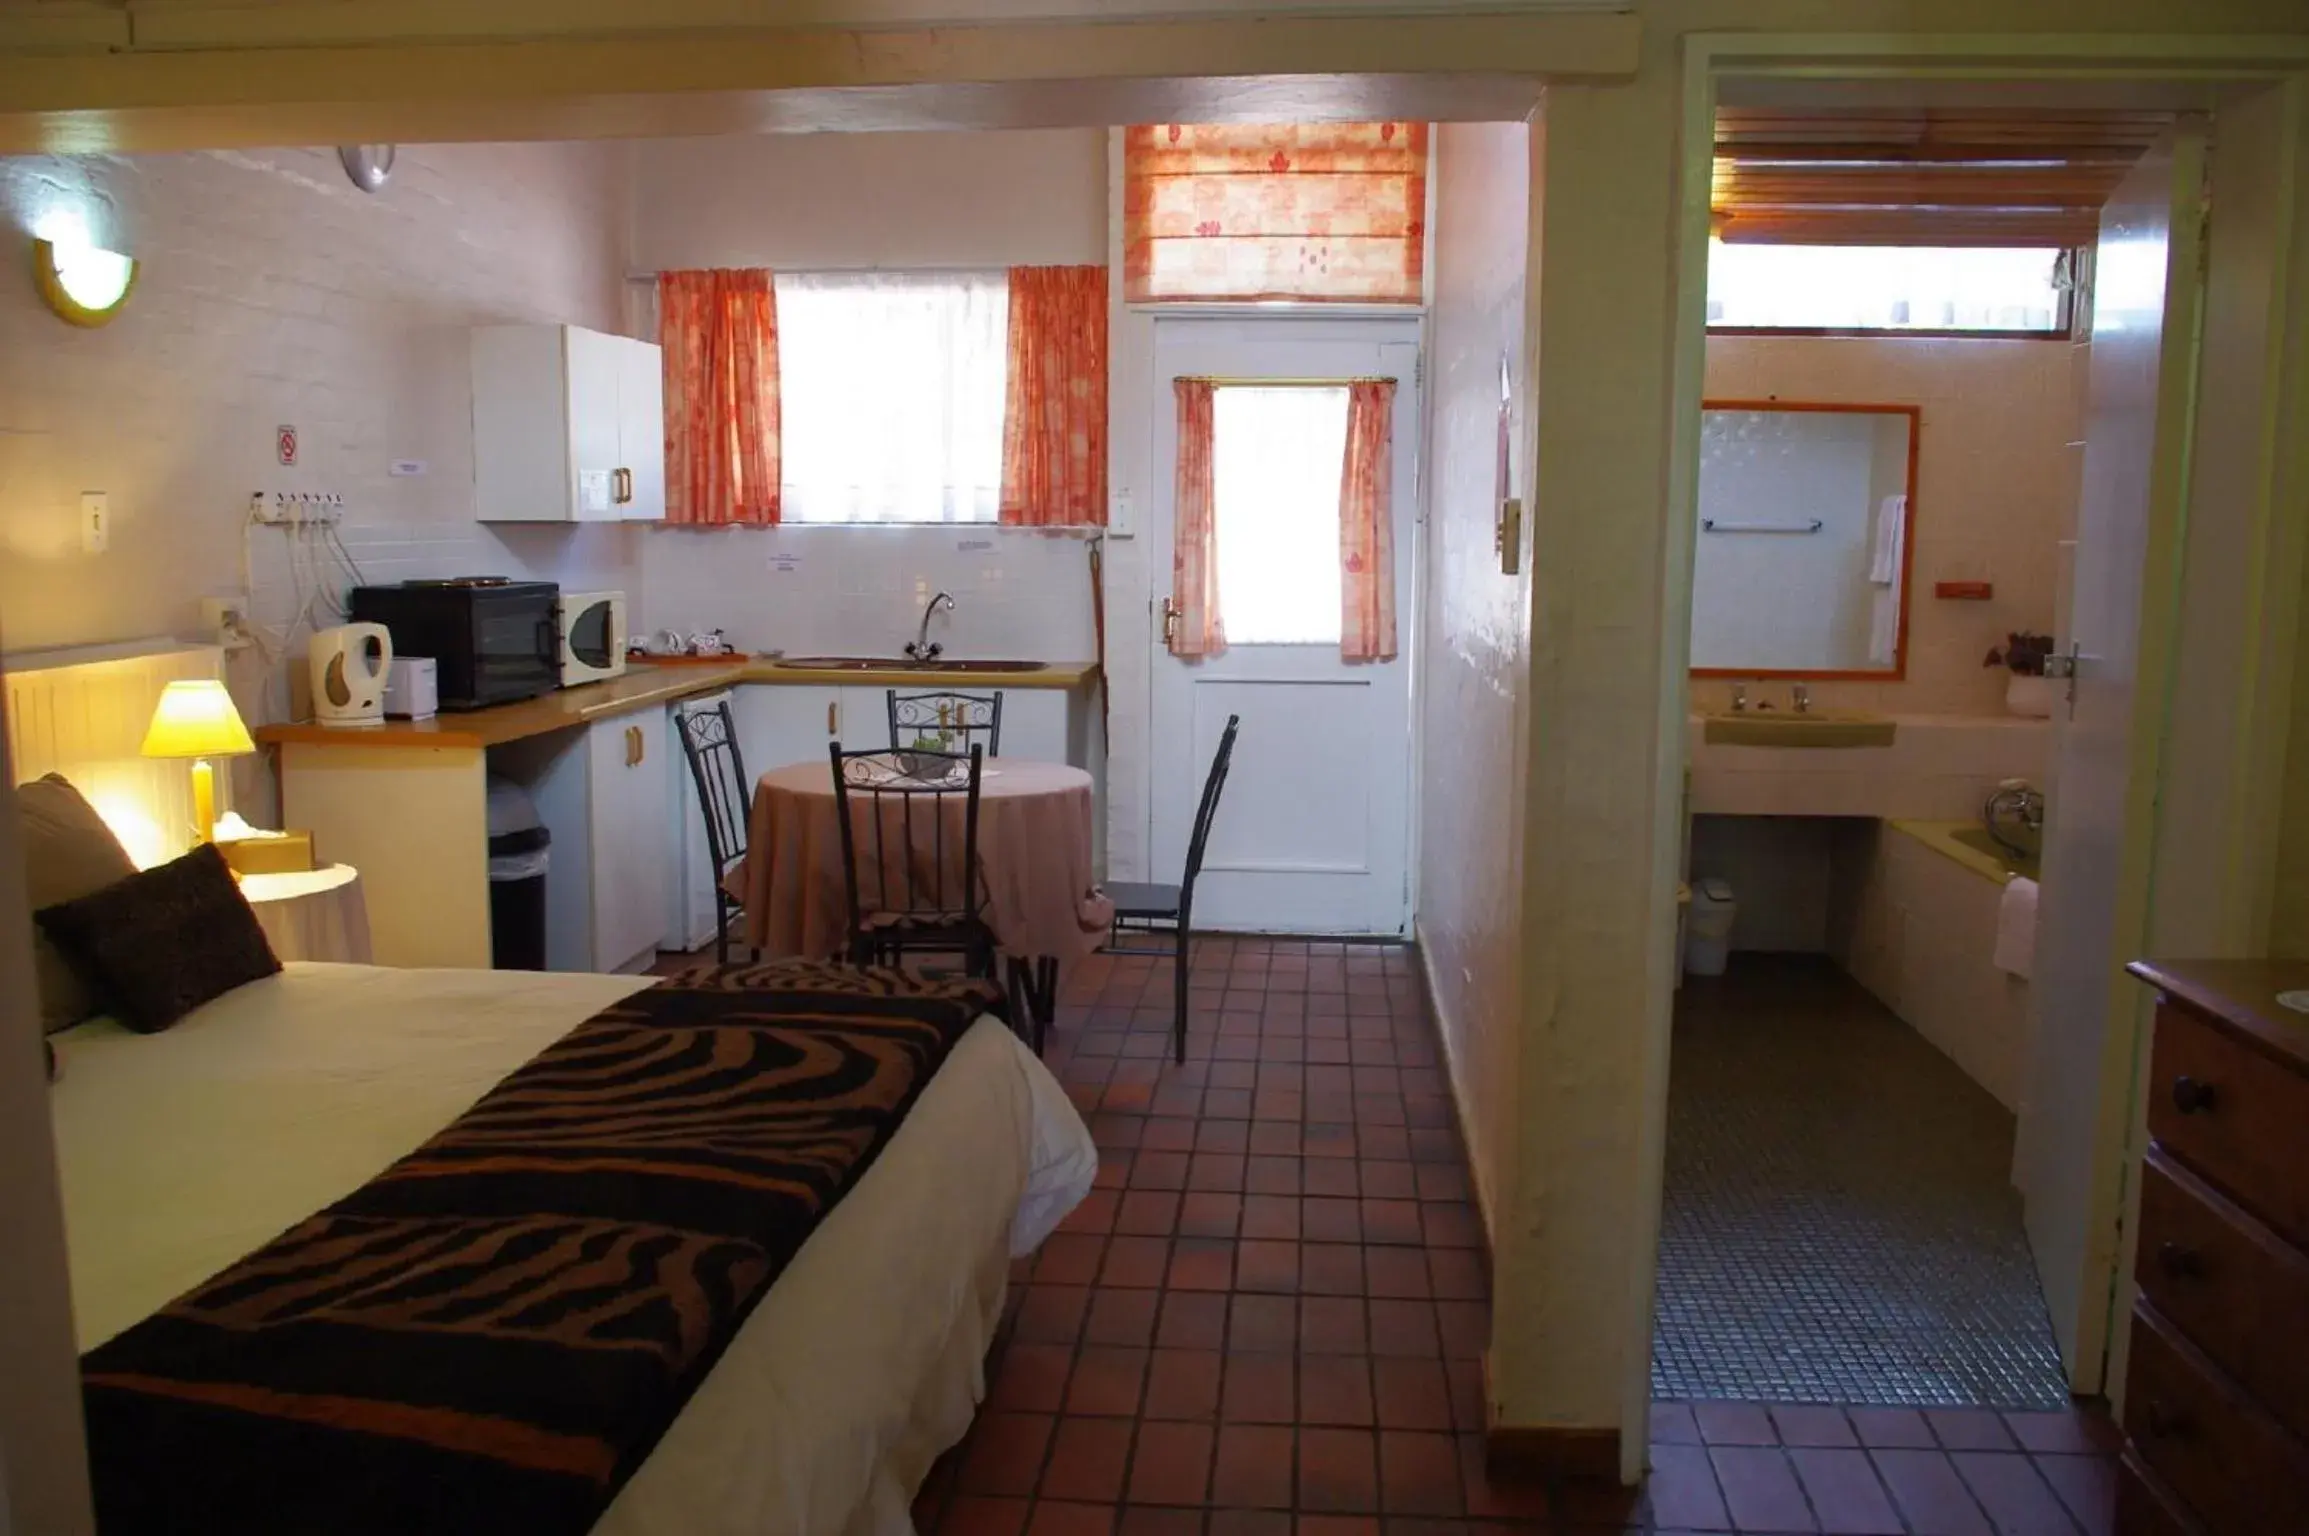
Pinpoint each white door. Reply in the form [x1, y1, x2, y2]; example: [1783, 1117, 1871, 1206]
[2014, 130, 2207, 1395]
[564, 326, 624, 523]
[1148, 318, 1420, 934]
[619, 336, 667, 522]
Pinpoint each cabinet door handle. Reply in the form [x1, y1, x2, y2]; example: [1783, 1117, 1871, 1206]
[827, 701, 837, 736]
[633, 724, 644, 765]
[2170, 1075, 2217, 1115]
[611, 467, 632, 505]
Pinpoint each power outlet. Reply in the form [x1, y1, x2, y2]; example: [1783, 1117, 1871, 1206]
[200, 595, 253, 651]
[81, 491, 109, 553]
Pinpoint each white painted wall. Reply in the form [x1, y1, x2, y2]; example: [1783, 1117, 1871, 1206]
[1413, 119, 1535, 1234]
[0, 143, 636, 809]
[1695, 336, 2081, 716]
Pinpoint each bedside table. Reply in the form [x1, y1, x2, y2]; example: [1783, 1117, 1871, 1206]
[239, 864, 372, 963]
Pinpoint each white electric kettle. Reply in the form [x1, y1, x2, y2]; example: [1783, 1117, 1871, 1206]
[309, 623, 393, 727]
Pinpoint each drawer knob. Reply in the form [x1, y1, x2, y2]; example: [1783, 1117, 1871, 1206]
[2170, 1075, 2218, 1115]
[2156, 1241, 2202, 1279]
[2143, 1399, 2189, 1440]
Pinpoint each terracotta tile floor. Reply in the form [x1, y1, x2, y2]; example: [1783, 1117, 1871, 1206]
[679, 936, 2121, 1535]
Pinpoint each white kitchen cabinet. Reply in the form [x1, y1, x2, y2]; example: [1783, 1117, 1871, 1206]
[471, 323, 665, 523]
[585, 714, 671, 969]
[734, 685, 844, 777]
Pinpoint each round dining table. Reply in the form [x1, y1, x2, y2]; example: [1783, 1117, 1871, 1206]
[737, 758, 1115, 987]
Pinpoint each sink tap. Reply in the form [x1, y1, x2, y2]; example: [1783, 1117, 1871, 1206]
[905, 591, 956, 661]
[1730, 683, 1748, 713]
[1793, 684, 1811, 714]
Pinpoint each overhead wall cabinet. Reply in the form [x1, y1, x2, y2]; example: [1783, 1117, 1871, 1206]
[471, 323, 665, 523]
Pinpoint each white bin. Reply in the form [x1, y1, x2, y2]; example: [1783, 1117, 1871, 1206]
[1683, 877, 1737, 977]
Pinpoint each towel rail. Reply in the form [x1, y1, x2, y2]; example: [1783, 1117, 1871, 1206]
[1702, 518, 1824, 535]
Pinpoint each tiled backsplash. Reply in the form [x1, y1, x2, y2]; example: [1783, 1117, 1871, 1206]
[636, 524, 1100, 662]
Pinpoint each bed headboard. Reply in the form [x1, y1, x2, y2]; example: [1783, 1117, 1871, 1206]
[3, 639, 227, 868]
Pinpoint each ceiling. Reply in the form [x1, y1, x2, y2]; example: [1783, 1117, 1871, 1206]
[1711, 106, 2177, 247]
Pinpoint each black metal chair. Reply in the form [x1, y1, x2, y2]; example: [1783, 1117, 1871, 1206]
[674, 698, 755, 966]
[887, 690, 1003, 756]
[827, 740, 998, 980]
[1104, 713, 1241, 1063]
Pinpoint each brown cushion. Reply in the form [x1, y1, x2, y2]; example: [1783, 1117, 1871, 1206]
[13, 773, 138, 1032]
[35, 842, 280, 1034]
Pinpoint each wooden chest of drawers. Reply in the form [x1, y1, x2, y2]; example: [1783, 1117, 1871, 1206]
[2121, 960, 2309, 1536]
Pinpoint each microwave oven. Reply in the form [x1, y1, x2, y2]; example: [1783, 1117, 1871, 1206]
[555, 591, 628, 687]
[347, 579, 559, 712]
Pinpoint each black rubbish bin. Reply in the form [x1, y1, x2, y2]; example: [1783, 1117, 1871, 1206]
[486, 777, 551, 971]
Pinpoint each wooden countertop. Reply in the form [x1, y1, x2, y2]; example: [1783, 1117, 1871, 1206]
[2129, 958, 2309, 1072]
[254, 658, 1100, 751]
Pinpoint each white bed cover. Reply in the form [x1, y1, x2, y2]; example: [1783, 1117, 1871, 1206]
[50, 962, 1097, 1536]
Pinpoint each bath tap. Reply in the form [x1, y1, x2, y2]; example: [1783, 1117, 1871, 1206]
[905, 591, 956, 661]
[1983, 779, 2045, 863]
[1730, 683, 1748, 713]
[1793, 684, 1811, 714]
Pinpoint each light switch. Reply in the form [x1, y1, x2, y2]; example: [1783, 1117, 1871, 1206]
[81, 491, 109, 553]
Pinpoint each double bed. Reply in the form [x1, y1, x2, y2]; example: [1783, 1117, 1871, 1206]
[48, 960, 1097, 1535]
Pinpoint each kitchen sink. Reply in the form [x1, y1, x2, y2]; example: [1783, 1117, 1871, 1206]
[1701, 710, 1896, 749]
[772, 656, 1051, 673]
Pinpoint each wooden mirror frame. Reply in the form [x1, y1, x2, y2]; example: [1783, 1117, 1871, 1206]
[1690, 397, 1921, 681]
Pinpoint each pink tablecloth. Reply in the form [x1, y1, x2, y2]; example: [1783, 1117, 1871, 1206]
[738, 759, 1114, 968]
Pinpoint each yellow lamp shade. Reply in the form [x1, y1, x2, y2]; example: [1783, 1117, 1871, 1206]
[140, 680, 254, 759]
[34, 236, 138, 328]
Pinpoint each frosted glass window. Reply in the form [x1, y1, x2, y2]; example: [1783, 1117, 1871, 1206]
[777, 271, 1008, 523]
[1212, 387, 1348, 645]
[1707, 245, 2067, 334]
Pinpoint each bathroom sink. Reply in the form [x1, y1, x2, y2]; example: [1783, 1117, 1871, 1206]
[1702, 710, 1896, 749]
[772, 656, 1050, 674]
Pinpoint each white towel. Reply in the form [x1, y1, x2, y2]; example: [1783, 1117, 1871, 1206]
[1994, 875, 2039, 981]
[1865, 494, 1907, 664]
[1869, 494, 1907, 584]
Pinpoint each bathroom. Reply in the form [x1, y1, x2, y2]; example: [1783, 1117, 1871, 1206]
[1656, 238, 2082, 1411]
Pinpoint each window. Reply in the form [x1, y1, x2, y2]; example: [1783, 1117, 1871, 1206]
[775, 271, 1008, 523]
[1124, 123, 1429, 305]
[1706, 245, 2069, 335]
[1212, 386, 1349, 645]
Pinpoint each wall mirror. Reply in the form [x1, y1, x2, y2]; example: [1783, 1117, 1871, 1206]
[1689, 400, 1918, 678]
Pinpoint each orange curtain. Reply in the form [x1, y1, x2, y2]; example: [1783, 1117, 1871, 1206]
[1000, 265, 1109, 526]
[1339, 379, 1397, 663]
[658, 269, 780, 526]
[1170, 379, 1225, 659]
[1124, 123, 1429, 304]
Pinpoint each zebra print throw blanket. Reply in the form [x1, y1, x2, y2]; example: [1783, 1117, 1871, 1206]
[81, 959, 1005, 1536]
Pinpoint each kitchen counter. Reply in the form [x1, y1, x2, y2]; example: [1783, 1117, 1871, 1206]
[254, 658, 1100, 751]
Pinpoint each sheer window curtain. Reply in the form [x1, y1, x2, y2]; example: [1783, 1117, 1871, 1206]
[1169, 379, 1225, 658]
[1000, 265, 1109, 527]
[1339, 379, 1398, 662]
[776, 272, 1008, 524]
[658, 269, 780, 526]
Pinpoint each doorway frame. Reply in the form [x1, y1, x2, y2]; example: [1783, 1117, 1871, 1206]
[1631, 31, 2309, 1473]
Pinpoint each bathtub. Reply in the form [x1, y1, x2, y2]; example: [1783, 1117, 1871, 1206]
[1830, 819, 2034, 1111]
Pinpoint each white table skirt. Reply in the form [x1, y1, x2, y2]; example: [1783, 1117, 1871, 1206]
[240, 865, 372, 963]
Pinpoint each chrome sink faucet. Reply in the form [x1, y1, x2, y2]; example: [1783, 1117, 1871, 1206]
[1793, 683, 1811, 714]
[905, 591, 956, 661]
[1729, 683, 1749, 713]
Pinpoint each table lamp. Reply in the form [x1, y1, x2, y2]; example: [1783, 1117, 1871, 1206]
[140, 680, 255, 844]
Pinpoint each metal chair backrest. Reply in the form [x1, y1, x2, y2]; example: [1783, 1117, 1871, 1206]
[675, 699, 750, 881]
[887, 690, 1003, 756]
[827, 741, 987, 933]
[1177, 714, 1241, 927]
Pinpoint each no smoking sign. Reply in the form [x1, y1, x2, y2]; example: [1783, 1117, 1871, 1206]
[276, 424, 298, 466]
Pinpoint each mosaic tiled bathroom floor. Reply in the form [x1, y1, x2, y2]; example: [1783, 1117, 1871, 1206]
[1653, 955, 2071, 1409]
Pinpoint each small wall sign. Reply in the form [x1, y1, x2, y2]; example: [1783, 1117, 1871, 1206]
[276, 425, 298, 466]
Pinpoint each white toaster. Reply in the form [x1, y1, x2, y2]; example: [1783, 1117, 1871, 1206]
[384, 656, 439, 720]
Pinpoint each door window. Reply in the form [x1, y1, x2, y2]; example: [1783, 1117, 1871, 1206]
[1212, 386, 1349, 645]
